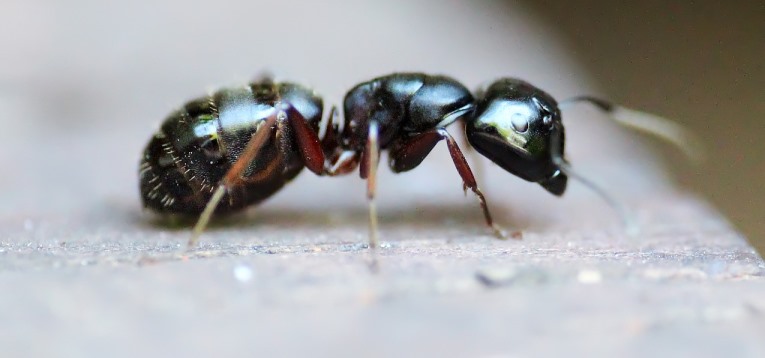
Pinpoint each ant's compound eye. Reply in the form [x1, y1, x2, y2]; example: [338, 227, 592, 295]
[543, 114, 553, 126]
[511, 113, 529, 133]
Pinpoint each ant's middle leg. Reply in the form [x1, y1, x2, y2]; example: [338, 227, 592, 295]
[389, 128, 515, 240]
[359, 121, 381, 250]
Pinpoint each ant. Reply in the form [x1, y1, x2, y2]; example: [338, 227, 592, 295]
[139, 73, 697, 251]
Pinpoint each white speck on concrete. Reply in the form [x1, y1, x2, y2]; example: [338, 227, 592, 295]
[577, 269, 603, 284]
[233, 264, 253, 283]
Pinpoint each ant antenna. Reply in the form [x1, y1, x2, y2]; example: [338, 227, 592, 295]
[550, 123, 639, 236]
[559, 96, 704, 164]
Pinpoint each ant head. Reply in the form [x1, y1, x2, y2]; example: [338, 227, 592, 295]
[466, 78, 567, 196]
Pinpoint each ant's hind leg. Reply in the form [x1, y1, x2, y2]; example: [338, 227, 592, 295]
[284, 105, 325, 175]
[187, 111, 279, 249]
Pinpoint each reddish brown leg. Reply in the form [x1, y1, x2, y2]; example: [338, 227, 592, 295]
[459, 119, 484, 187]
[189, 105, 327, 249]
[389, 131, 443, 172]
[389, 129, 514, 240]
[321, 106, 341, 156]
[187, 110, 279, 249]
[324, 151, 358, 175]
[320, 106, 360, 176]
[232, 107, 319, 187]
[283, 105, 324, 175]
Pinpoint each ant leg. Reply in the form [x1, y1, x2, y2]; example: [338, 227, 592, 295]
[360, 121, 381, 250]
[321, 106, 340, 155]
[389, 129, 514, 240]
[187, 110, 279, 249]
[326, 151, 360, 176]
[459, 119, 484, 188]
[321, 106, 360, 176]
[440, 129, 510, 239]
[283, 105, 324, 175]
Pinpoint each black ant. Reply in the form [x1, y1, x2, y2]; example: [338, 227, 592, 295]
[139, 73, 697, 251]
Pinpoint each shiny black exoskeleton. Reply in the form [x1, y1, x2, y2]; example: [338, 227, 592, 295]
[467, 79, 568, 195]
[140, 72, 631, 249]
[139, 81, 325, 214]
[319, 74, 569, 244]
[325, 75, 568, 194]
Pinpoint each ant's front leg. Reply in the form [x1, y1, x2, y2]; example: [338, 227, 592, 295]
[459, 119, 484, 182]
[389, 129, 518, 240]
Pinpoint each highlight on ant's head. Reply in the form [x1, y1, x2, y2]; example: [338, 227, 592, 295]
[466, 78, 567, 196]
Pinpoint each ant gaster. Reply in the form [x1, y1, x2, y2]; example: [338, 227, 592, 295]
[139, 73, 697, 250]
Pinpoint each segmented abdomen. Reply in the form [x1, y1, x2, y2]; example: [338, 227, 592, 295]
[139, 82, 323, 215]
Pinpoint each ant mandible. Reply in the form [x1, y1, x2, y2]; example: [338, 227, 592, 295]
[139, 73, 697, 250]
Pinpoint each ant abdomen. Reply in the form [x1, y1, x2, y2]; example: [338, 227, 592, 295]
[139, 81, 323, 215]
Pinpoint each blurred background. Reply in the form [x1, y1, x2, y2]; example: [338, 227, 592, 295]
[523, 1, 764, 252]
[0, 0, 761, 252]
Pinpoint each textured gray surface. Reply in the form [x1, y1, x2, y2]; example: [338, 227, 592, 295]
[2, 193, 764, 357]
[1, 1, 764, 357]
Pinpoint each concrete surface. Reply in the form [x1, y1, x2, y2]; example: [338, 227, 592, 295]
[2, 193, 764, 357]
[1, 1, 763, 357]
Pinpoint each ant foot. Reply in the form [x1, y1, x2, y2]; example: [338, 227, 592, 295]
[491, 224, 522, 240]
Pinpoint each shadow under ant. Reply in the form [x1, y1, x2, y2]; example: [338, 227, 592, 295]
[136, 201, 534, 233]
